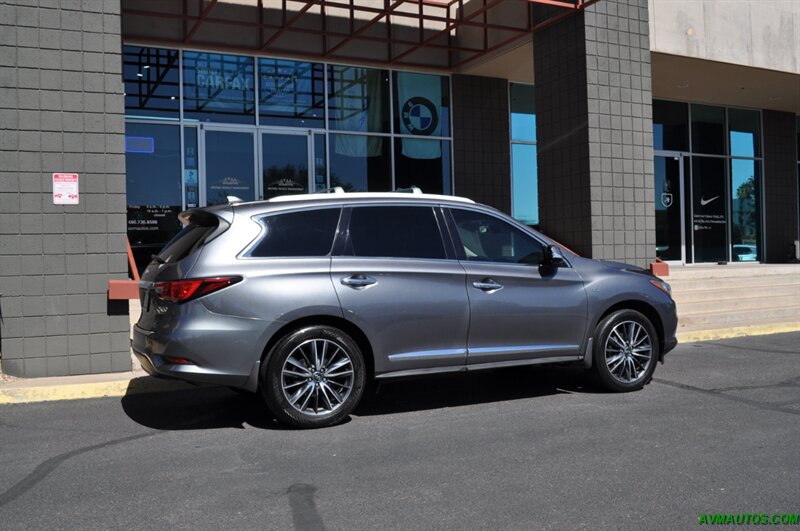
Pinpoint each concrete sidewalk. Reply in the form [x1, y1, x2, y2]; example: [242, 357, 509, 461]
[2, 322, 798, 405]
[0, 369, 208, 405]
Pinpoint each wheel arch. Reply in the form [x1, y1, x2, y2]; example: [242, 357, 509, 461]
[259, 315, 375, 381]
[596, 300, 665, 359]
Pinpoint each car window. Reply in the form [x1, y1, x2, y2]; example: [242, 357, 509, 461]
[250, 208, 341, 257]
[450, 208, 544, 264]
[343, 206, 446, 260]
[157, 219, 218, 264]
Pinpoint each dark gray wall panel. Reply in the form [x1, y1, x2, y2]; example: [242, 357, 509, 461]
[0, 1, 130, 377]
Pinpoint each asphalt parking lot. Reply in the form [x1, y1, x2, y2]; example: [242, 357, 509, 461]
[1, 332, 798, 530]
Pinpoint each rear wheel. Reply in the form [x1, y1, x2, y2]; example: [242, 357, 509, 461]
[592, 309, 659, 392]
[260, 325, 365, 428]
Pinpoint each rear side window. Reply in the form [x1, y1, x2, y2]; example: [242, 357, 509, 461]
[343, 206, 446, 259]
[250, 208, 341, 257]
[158, 223, 217, 263]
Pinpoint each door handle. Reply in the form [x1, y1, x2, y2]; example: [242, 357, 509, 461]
[472, 279, 503, 292]
[341, 275, 377, 289]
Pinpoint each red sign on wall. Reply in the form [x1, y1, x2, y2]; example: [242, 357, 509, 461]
[52, 173, 79, 205]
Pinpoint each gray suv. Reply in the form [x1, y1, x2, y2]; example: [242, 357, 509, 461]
[133, 191, 677, 428]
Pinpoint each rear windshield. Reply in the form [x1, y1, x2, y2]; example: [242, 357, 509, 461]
[157, 221, 218, 263]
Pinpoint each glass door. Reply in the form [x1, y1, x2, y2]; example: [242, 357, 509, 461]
[691, 156, 729, 263]
[654, 153, 687, 263]
[259, 131, 328, 199]
[201, 127, 257, 206]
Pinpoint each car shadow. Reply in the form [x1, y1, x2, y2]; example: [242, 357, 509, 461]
[120, 365, 604, 431]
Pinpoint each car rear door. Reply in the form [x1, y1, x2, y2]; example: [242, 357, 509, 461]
[330, 204, 470, 377]
[445, 207, 588, 366]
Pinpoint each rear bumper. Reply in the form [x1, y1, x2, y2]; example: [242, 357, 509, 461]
[131, 323, 256, 389]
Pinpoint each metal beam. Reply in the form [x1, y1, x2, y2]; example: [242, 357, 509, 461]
[184, 0, 218, 43]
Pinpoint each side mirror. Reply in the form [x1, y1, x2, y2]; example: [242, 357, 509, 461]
[544, 245, 567, 267]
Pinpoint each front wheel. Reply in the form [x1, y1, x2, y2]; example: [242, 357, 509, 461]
[260, 325, 365, 428]
[592, 310, 659, 392]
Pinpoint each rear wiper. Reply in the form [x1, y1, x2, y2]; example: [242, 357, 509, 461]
[150, 254, 166, 264]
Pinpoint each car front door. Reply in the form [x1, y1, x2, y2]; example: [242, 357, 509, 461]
[330, 205, 470, 377]
[446, 207, 589, 366]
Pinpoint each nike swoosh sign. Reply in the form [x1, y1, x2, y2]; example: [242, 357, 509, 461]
[700, 195, 719, 206]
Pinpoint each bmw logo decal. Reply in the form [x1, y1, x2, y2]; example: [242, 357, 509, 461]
[401, 97, 438, 135]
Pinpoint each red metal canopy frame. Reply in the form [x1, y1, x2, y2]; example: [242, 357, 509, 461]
[122, 0, 600, 70]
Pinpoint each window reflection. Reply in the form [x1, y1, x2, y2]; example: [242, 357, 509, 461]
[329, 134, 390, 192]
[653, 100, 688, 152]
[123, 46, 180, 119]
[183, 52, 255, 124]
[125, 122, 183, 269]
[259, 59, 324, 128]
[691, 104, 726, 155]
[730, 159, 760, 262]
[511, 144, 538, 225]
[204, 130, 255, 205]
[728, 109, 761, 158]
[510, 83, 537, 225]
[394, 139, 451, 195]
[510, 84, 536, 143]
[328, 65, 390, 133]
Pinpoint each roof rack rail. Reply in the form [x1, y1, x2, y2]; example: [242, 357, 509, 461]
[393, 186, 422, 194]
[313, 186, 345, 195]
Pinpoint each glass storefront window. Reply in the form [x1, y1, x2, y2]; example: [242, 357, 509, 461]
[125, 122, 183, 268]
[691, 104, 726, 155]
[510, 83, 537, 225]
[123, 46, 180, 120]
[510, 84, 536, 143]
[258, 59, 324, 128]
[393, 72, 450, 137]
[653, 100, 688, 152]
[730, 159, 761, 262]
[728, 109, 761, 158]
[183, 127, 198, 208]
[328, 65, 390, 133]
[329, 134, 391, 192]
[183, 52, 255, 124]
[394, 138, 451, 195]
[511, 144, 538, 225]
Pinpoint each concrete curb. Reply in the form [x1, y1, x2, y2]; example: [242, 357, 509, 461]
[2, 325, 798, 405]
[676, 322, 800, 343]
[0, 373, 206, 405]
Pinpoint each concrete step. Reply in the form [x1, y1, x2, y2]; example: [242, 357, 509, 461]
[665, 274, 800, 291]
[662, 264, 800, 281]
[676, 293, 800, 314]
[672, 283, 800, 304]
[677, 305, 800, 329]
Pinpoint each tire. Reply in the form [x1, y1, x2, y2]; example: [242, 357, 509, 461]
[592, 309, 659, 392]
[260, 325, 366, 429]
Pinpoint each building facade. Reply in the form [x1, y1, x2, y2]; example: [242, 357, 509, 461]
[1, 0, 799, 377]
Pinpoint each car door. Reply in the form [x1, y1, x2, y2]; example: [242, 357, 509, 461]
[446, 207, 589, 366]
[330, 204, 470, 377]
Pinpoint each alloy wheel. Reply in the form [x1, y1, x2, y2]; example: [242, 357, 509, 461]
[604, 320, 653, 384]
[281, 338, 355, 416]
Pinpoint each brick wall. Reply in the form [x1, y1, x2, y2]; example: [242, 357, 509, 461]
[0, 0, 130, 377]
[534, 0, 655, 268]
[763, 110, 800, 262]
[451, 74, 511, 214]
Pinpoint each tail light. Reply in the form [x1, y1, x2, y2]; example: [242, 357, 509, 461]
[153, 276, 242, 304]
